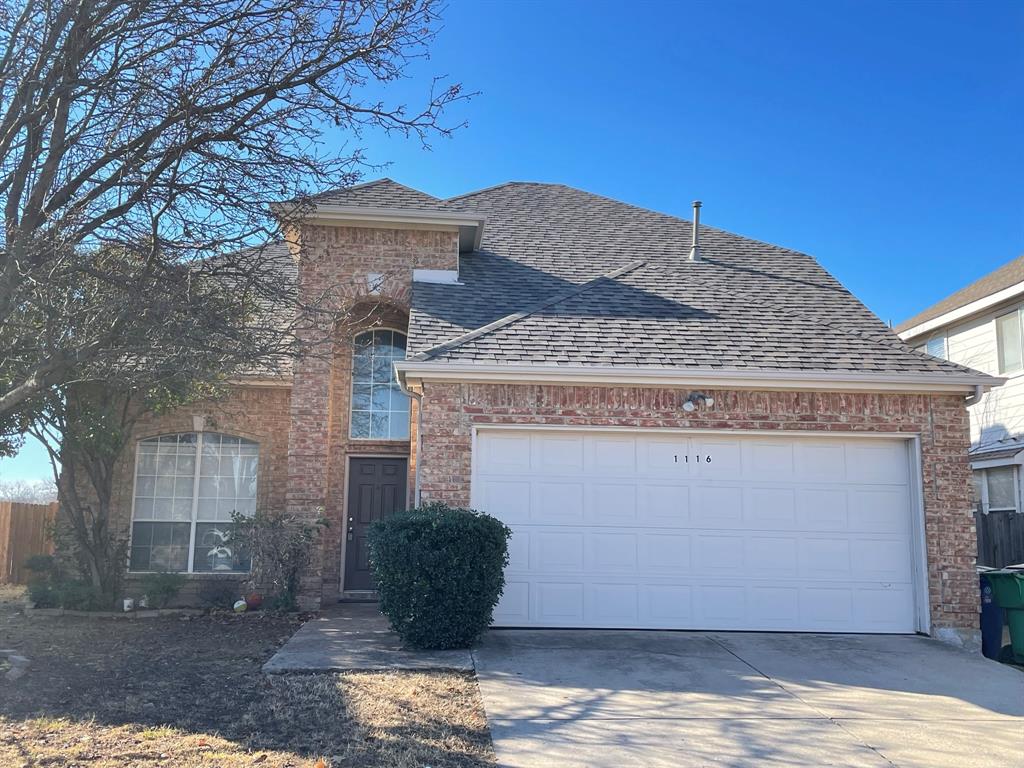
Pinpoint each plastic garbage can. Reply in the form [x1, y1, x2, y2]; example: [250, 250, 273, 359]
[983, 568, 1024, 664]
[979, 574, 1004, 660]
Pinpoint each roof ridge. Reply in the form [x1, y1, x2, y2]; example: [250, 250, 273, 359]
[411, 260, 646, 361]
[441, 180, 567, 203]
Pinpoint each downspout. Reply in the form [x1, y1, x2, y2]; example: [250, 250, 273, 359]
[965, 384, 984, 407]
[397, 368, 423, 506]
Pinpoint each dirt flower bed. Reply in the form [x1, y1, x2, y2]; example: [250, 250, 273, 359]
[0, 588, 494, 767]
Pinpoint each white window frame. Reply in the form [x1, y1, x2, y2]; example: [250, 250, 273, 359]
[995, 307, 1024, 375]
[128, 431, 258, 573]
[349, 327, 410, 441]
[924, 333, 948, 360]
[975, 465, 1020, 516]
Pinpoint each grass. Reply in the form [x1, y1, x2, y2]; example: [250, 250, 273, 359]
[0, 586, 494, 767]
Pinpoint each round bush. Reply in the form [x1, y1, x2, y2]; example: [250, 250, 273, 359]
[368, 502, 511, 649]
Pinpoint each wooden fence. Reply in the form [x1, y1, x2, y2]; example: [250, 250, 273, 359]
[0, 501, 57, 584]
[976, 509, 1024, 569]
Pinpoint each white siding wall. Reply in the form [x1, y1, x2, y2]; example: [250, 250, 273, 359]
[918, 303, 1024, 449]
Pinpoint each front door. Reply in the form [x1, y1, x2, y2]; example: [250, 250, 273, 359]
[343, 457, 408, 591]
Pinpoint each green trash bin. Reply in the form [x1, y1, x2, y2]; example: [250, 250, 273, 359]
[983, 569, 1024, 664]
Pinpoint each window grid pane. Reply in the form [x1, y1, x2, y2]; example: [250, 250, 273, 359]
[997, 311, 1023, 374]
[130, 432, 257, 572]
[986, 467, 1017, 511]
[350, 330, 410, 439]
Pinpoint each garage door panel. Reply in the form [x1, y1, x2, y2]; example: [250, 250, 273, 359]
[588, 436, 638, 473]
[476, 430, 919, 633]
[536, 433, 584, 473]
[795, 441, 848, 481]
[534, 481, 584, 523]
[590, 483, 637, 524]
[536, 582, 585, 623]
[586, 532, 639, 571]
[530, 531, 584, 571]
[693, 485, 744, 524]
[639, 533, 692, 573]
[796, 488, 848, 530]
[481, 479, 532, 523]
[746, 487, 798, 526]
[638, 484, 690, 524]
[743, 441, 796, 481]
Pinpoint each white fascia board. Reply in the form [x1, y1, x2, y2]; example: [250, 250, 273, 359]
[899, 280, 1024, 341]
[395, 361, 1004, 394]
[970, 452, 1024, 469]
[413, 269, 461, 285]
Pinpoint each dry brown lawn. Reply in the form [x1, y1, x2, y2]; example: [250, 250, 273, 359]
[0, 587, 494, 767]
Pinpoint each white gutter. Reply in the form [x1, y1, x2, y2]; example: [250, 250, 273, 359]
[395, 361, 1004, 395]
[396, 366, 424, 507]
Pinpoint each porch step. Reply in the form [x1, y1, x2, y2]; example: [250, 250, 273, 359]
[338, 590, 378, 603]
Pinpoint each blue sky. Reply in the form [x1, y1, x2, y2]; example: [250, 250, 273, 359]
[2, 0, 1021, 482]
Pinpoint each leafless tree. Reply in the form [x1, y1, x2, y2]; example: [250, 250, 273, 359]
[0, 0, 468, 445]
[0, 477, 57, 502]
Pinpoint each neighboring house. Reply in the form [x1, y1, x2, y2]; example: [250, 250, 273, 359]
[897, 256, 1024, 566]
[110, 179, 998, 647]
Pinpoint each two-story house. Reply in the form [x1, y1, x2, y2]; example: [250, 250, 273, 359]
[898, 255, 1024, 566]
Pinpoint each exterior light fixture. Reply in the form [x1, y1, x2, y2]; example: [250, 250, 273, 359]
[683, 392, 714, 412]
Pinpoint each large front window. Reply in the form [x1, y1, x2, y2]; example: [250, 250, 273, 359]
[129, 433, 257, 572]
[350, 329, 410, 440]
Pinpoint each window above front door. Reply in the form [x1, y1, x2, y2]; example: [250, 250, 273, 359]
[350, 329, 410, 440]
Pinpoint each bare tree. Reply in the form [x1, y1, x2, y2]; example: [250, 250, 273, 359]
[0, 477, 57, 502]
[0, 0, 468, 446]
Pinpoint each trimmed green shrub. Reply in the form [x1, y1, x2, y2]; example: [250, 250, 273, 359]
[139, 571, 187, 608]
[369, 502, 511, 649]
[197, 579, 242, 609]
[25, 554, 107, 610]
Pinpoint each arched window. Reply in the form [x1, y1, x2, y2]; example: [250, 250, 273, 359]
[350, 329, 410, 440]
[129, 432, 257, 573]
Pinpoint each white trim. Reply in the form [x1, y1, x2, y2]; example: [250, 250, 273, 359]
[396, 360, 1002, 394]
[899, 279, 1024, 340]
[907, 436, 931, 634]
[274, 203, 485, 252]
[413, 269, 461, 285]
[470, 423, 931, 635]
[970, 451, 1024, 470]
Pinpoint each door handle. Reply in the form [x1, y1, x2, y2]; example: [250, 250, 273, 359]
[347, 516, 354, 541]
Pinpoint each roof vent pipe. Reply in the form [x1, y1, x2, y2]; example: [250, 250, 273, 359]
[689, 200, 702, 262]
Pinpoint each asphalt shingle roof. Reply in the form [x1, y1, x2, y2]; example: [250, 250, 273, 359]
[895, 254, 1024, 334]
[309, 178, 446, 210]
[388, 181, 983, 379]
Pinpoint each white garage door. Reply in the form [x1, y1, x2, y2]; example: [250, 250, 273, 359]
[473, 429, 921, 633]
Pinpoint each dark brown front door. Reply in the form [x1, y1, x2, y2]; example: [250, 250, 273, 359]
[343, 457, 408, 591]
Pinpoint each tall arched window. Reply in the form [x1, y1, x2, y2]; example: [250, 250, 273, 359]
[351, 329, 410, 440]
[129, 432, 257, 572]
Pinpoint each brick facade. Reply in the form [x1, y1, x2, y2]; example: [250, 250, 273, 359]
[113, 386, 292, 605]
[283, 224, 457, 606]
[415, 382, 978, 638]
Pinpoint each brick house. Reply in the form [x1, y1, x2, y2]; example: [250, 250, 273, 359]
[112, 179, 999, 647]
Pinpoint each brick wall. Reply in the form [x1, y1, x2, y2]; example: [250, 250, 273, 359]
[416, 382, 977, 634]
[110, 385, 293, 605]
[284, 224, 455, 606]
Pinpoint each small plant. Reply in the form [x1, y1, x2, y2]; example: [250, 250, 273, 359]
[369, 502, 511, 649]
[139, 571, 187, 608]
[197, 580, 241, 610]
[25, 555, 108, 610]
[230, 509, 327, 611]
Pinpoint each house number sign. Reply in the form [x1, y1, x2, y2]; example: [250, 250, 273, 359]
[674, 454, 713, 463]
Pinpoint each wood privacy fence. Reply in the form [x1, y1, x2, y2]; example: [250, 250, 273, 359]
[0, 502, 57, 584]
[976, 509, 1024, 569]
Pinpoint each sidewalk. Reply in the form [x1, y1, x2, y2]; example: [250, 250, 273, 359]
[262, 602, 474, 673]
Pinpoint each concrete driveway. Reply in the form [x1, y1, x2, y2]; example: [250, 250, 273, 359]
[473, 631, 1024, 767]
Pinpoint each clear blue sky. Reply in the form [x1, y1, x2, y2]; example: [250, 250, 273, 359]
[2, 0, 1021, 482]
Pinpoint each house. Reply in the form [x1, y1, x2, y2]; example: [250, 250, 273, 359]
[897, 255, 1024, 565]
[113, 179, 999, 647]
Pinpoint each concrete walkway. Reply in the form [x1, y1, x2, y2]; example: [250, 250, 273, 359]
[473, 630, 1024, 768]
[262, 602, 473, 673]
